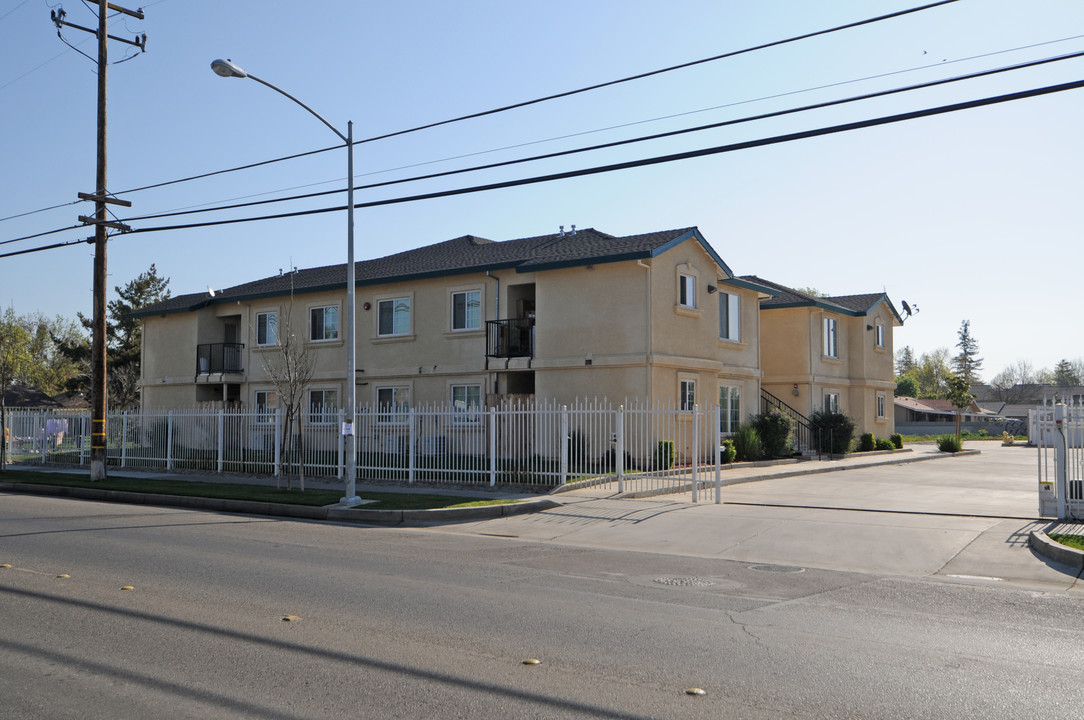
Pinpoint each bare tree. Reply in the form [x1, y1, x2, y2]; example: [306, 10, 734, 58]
[258, 300, 316, 491]
[989, 360, 1034, 404]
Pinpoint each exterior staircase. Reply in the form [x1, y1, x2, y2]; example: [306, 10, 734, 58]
[760, 389, 816, 456]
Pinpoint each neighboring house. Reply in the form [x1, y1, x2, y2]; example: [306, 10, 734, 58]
[972, 383, 1084, 421]
[744, 277, 902, 438]
[894, 396, 1006, 435]
[133, 227, 772, 430]
[2, 386, 89, 409]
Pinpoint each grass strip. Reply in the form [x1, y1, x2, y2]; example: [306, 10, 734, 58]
[0, 470, 519, 511]
[1049, 534, 1084, 553]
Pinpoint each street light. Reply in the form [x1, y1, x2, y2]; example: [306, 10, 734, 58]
[211, 58, 361, 506]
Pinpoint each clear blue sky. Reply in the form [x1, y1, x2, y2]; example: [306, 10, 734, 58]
[2, 0, 1082, 381]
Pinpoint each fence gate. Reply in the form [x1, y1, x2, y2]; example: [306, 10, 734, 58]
[1032, 402, 1084, 519]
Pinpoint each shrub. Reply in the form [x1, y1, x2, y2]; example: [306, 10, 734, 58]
[720, 438, 737, 464]
[890, 433, 903, 449]
[654, 440, 675, 470]
[809, 410, 856, 455]
[750, 411, 792, 458]
[875, 438, 894, 451]
[937, 434, 962, 453]
[733, 424, 763, 462]
[858, 432, 876, 452]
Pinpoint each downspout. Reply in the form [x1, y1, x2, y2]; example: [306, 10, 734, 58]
[637, 259, 652, 399]
[485, 271, 500, 395]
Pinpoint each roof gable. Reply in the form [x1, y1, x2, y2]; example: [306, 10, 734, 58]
[743, 275, 903, 323]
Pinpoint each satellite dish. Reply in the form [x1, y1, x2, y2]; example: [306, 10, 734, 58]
[901, 300, 912, 318]
[207, 285, 216, 298]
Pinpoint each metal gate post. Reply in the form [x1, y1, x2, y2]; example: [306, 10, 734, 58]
[120, 411, 128, 468]
[560, 405, 569, 486]
[1056, 403, 1068, 520]
[408, 408, 416, 484]
[166, 410, 174, 471]
[217, 408, 224, 474]
[489, 407, 497, 487]
[616, 405, 625, 494]
[714, 405, 722, 504]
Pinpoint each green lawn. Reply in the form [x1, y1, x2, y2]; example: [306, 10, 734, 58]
[1049, 534, 1084, 552]
[0, 469, 520, 511]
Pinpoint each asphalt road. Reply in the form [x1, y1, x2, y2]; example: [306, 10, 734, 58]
[3, 481, 1084, 719]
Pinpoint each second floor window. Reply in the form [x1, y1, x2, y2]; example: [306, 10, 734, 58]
[875, 321, 885, 348]
[823, 317, 838, 358]
[719, 292, 740, 342]
[310, 306, 339, 341]
[452, 290, 481, 331]
[378, 297, 411, 336]
[679, 274, 696, 308]
[256, 311, 278, 346]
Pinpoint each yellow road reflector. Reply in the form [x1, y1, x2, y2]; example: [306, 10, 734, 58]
[121, 585, 135, 591]
[685, 688, 706, 696]
[57, 574, 70, 579]
[0, 564, 11, 568]
[281, 615, 300, 622]
[522, 658, 541, 665]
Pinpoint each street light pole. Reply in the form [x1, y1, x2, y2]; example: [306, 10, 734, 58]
[211, 59, 360, 505]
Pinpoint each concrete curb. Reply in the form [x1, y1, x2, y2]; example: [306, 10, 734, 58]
[1029, 528, 1084, 569]
[0, 481, 561, 526]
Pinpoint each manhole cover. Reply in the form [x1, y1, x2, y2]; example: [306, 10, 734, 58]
[653, 577, 715, 587]
[749, 564, 805, 574]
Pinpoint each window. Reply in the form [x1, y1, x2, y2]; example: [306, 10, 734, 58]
[823, 317, 838, 358]
[719, 292, 741, 342]
[255, 390, 277, 423]
[309, 389, 339, 424]
[824, 392, 840, 413]
[378, 297, 411, 336]
[875, 321, 885, 348]
[679, 274, 696, 308]
[876, 394, 886, 419]
[451, 384, 482, 423]
[680, 379, 696, 411]
[377, 386, 410, 424]
[310, 306, 339, 341]
[719, 385, 741, 434]
[451, 290, 481, 331]
[256, 311, 278, 346]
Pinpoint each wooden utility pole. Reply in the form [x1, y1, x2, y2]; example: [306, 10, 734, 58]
[52, 1, 145, 480]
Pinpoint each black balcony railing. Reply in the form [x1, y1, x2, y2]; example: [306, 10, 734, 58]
[196, 343, 244, 375]
[486, 318, 534, 358]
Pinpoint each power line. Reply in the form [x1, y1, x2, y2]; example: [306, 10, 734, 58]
[100, 78, 1082, 240]
[107, 0, 959, 197]
[116, 50, 1084, 225]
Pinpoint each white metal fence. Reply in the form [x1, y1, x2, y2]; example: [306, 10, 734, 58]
[2, 399, 739, 499]
[1032, 401, 1084, 519]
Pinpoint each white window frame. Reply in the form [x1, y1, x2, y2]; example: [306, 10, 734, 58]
[308, 389, 339, 424]
[256, 311, 278, 346]
[678, 273, 696, 309]
[451, 384, 482, 424]
[377, 297, 411, 337]
[680, 379, 696, 411]
[309, 305, 339, 342]
[875, 320, 885, 348]
[254, 390, 277, 424]
[823, 316, 839, 359]
[376, 386, 410, 424]
[876, 394, 886, 419]
[824, 392, 840, 413]
[719, 292, 741, 342]
[719, 385, 741, 434]
[451, 290, 481, 332]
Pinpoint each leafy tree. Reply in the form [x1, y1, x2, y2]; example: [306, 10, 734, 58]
[15, 313, 85, 396]
[945, 372, 974, 446]
[909, 348, 952, 399]
[69, 264, 170, 408]
[794, 287, 829, 298]
[1053, 359, 1081, 387]
[895, 375, 918, 397]
[952, 320, 983, 386]
[895, 346, 917, 376]
[0, 308, 33, 472]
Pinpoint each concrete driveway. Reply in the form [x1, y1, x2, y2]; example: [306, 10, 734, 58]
[434, 443, 1082, 590]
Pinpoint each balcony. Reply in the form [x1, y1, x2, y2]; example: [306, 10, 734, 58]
[196, 343, 244, 375]
[486, 318, 534, 358]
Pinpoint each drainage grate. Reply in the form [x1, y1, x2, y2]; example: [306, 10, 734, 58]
[749, 564, 805, 574]
[653, 577, 715, 587]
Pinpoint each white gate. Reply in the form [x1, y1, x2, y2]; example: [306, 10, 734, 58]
[1033, 402, 1084, 519]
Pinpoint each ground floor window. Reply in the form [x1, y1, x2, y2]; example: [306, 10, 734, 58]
[824, 392, 840, 413]
[719, 385, 741, 434]
[309, 389, 339, 424]
[680, 379, 696, 411]
[377, 386, 410, 424]
[876, 394, 886, 419]
[451, 384, 482, 423]
[255, 390, 277, 423]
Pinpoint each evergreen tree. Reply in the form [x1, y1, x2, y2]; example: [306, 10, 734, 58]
[952, 320, 983, 386]
[1053, 359, 1081, 387]
[895, 346, 917, 376]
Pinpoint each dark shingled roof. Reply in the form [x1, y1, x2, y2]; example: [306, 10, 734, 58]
[133, 227, 715, 318]
[741, 275, 903, 323]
